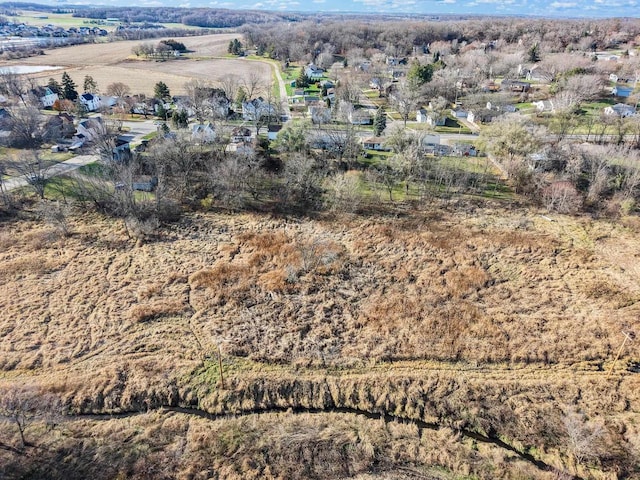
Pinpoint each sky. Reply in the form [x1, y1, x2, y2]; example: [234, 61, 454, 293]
[45, 0, 639, 18]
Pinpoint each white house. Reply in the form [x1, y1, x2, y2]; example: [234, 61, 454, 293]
[242, 97, 276, 121]
[604, 103, 636, 118]
[80, 93, 101, 112]
[416, 109, 428, 123]
[231, 126, 252, 144]
[32, 86, 58, 108]
[305, 64, 324, 80]
[267, 124, 282, 141]
[362, 137, 388, 151]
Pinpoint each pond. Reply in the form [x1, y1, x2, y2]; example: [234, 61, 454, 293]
[0, 65, 63, 74]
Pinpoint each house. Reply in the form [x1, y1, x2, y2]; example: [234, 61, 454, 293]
[131, 176, 158, 192]
[612, 84, 634, 98]
[242, 97, 276, 121]
[486, 101, 516, 113]
[348, 109, 372, 125]
[534, 100, 555, 113]
[305, 64, 324, 80]
[31, 86, 58, 108]
[112, 137, 131, 162]
[44, 113, 75, 140]
[80, 93, 101, 112]
[501, 79, 531, 93]
[100, 96, 118, 108]
[267, 124, 282, 141]
[450, 108, 468, 118]
[76, 117, 104, 141]
[416, 109, 428, 123]
[208, 95, 231, 119]
[191, 122, 216, 143]
[604, 103, 636, 117]
[468, 109, 501, 124]
[481, 81, 500, 93]
[231, 126, 252, 143]
[362, 137, 388, 151]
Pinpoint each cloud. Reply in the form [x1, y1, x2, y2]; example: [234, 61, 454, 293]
[550, 1, 577, 7]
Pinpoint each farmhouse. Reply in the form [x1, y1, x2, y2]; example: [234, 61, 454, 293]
[191, 122, 216, 143]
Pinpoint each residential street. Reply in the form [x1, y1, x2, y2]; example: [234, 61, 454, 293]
[3, 119, 158, 193]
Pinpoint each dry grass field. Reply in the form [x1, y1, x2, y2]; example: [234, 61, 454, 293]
[0, 34, 271, 96]
[1, 201, 640, 478]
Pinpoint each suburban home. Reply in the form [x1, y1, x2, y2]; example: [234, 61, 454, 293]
[305, 64, 325, 80]
[500, 79, 531, 93]
[611, 84, 634, 98]
[349, 108, 372, 125]
[481, 81, 500, 93]
[486, 101, 516, 113]
[100, 96, 118, 108]
[362, 137, 389, 151]
[206, 94, 231, 118]
[385, 56, 407, 66]
[450, 107, 468, 118]
[534, 100, 555, 113]
[467, 109, 497, 124]
[76, 117, 104, 141]
[231, 126, 252, 143]
[80, 93, 101, 112]
[31, 86, 58, 108]
[267, 124, 282, 140]
[191, 122, 216, 143]
[44, 113, 75, 140]
[604, 103, 636, 117]
[416, 109, 429, 123]
[309, 105, 332, 124]
[242, 97, 276, 121]
[112, 137, 132, 162]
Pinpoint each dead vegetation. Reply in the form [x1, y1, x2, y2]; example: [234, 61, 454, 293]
[1, 202, 639, 478]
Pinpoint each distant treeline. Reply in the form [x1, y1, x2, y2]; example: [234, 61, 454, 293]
[71, 7, 302, 28]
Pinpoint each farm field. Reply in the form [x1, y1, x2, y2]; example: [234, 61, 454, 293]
[0, 33, 267, 96]
[1, 202, 639, 478]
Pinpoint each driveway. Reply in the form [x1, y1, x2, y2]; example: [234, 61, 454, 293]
[3, 119, 157, 193]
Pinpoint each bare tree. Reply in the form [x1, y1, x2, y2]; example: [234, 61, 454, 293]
[564, 409, 604, 470]
[13, 150, 50, 199]
[106, 82, 131, 100]
[242, 71, 266, 100]
[5, 106, 45, 148]
[219, 74, 240, 106]
[0, 384, 62, 450]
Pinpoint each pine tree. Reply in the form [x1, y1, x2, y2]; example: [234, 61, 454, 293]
[47, 78, 61, 95]
[83, 75, 98, 93]
[373, 108, 387, 136]
[61, 72, 78, 101]
[154, 81, 171, 100]
[296, 69, 310, 88]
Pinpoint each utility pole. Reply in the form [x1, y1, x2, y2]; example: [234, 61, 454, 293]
[607, 331, 634, 378]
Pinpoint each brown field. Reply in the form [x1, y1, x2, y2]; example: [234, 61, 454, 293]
[0, 34, 271, 96]
[1, 201, 640, 478]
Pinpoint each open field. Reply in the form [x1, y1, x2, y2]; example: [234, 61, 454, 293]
[0, 33, 268, 96]
[1, 201, 639, 478]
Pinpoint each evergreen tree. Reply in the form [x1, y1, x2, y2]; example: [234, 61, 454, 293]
[154, 81, 171, 100]
[61, 72, 78, 101]
[47, 78, 61, 95]
[373, 108, 387, 136]
[83, 75, 98, 93]
[407, 61, 434, 86]
[171, 108, 188, 129]
[227, 38, 242, 55]
[236, 87, 247, 107]
[296, 69, 310, 88]
[528, 43, 541, 63]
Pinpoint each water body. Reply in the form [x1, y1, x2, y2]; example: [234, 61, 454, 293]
[0, 65, 63, 74]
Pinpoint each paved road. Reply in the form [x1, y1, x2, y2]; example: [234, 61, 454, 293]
[3, 154, 99, 192]
[4, 119, 158, 193]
